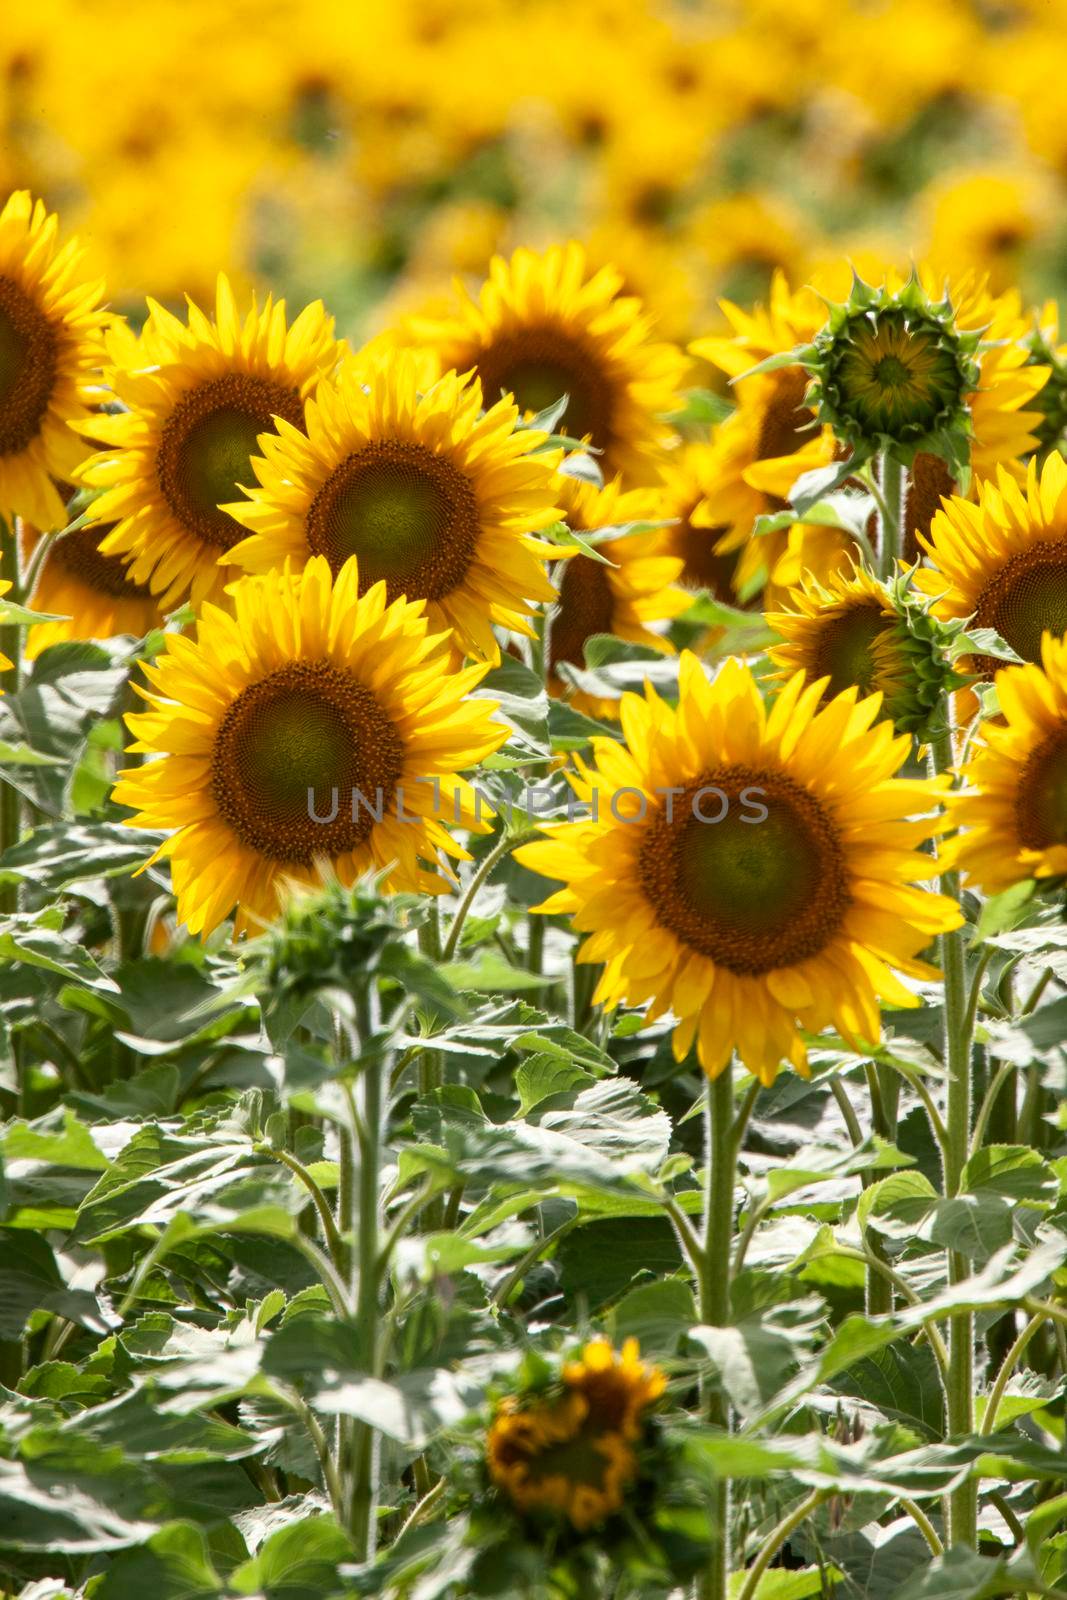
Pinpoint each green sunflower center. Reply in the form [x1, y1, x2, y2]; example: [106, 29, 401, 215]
[809, 603, 893, 699]
[549, 552, 616, 677]
[639, 767, 851, 974]
[305, 440, 479, 603]
[51, 523, 153, 601]
[1016, 729, 1067, 850]
[972, 545, 1067, 674]
[211, 660, 405, 865]
[0, 274, 59, 457]
[157, 372, 305, 551]
[830, 309, 966, 442]
[474, 325, 613, 451]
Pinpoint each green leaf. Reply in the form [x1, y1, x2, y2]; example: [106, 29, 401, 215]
[91, 1522, 224, 1597]
[885, 1544, 1009, 1600]
[608, 1278, 697, 1356]
[230, 1514, 352, 1597]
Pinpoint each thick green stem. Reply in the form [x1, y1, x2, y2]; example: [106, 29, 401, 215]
[930, 717, 976, 1548]
[347, 985, 384, 1560]
[877, 455, 905, 581]
[0, 517, 23, 915]
[699, 1063, 736, 1600]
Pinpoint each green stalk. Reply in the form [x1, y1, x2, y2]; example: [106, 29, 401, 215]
[876, 455, 905, 581]
[699, 1062, 736, 1600]
[0, 516, 23, 916]
[930, 714, 977, 1548]
[347, 983, 385, 1560]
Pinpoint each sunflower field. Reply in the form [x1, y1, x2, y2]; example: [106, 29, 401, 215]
[8, 2, 1067, 1599]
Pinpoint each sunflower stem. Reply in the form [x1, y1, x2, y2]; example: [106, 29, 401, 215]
[346, 981, 385, 1561]
[0, 516, 23, 916]
[877, 455, 905, 581]
[930, 713, 977, 1549]
[698, 1061, 736, 1600]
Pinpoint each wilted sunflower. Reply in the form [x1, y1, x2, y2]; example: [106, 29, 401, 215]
[487, 1338, 665, 1532]
[79, 276, 340, 612]
[409, 244, 689, 484]
[549, 470, 688, 717]
[954, 631, 1067, 891]
[225, 348, 560, 664]
[767, 566, 953, 736]
[516, 654, 960, 1083]
[112, 555, 507, 938]
[916, 453, 1067, 678]
[0, 191, 108, 531]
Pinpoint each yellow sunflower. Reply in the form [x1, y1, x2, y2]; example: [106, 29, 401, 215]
[112, 555, 507, 939]
[689, 275, 859, 600]
[954, 631, 1067, 892]
[516, 654, 960, 1084]
[487, 1337, 665, 1532]
[225, 348, 560, 664]
[0, 190, 108, 531]
[549, 470, 688, 718]
[766, 566, 948, 735]
[21, 491, 163, 659]
[407, 244, 689, 485]
[656, 442, 744, 599]
[915, 453, 1067, 678]
[78, 275, 340, 612]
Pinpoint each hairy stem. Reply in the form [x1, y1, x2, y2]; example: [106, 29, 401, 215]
[876, 454, 905, 580]
[699, 1062, 736, 1600]
[347, 984, 385, 1560]
[931, 715, 977, 1547]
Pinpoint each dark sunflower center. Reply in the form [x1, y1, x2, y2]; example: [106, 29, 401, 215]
[51, 524, 153, 600]
[755, 367, 815, 463]
[904, 450, 955, 565]
[672, 516, 741, 599]
[305, 440, 479, 602]
[211, 661, 405, 865]
[549, 552, 615, 675]
[518, 1426, 615, 1493]
[972, 545, 1067, 675]
[1016, 729, 1067, 850]
[474, 325, 612, 449]
[809, 603, 892, 698]
[0, 274, 59, 457]
[638, 767, 851, 974]
[157, 372, 304, 551]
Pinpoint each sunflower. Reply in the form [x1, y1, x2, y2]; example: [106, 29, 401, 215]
[487, 1338, 665, 1532]
[515, 654, 960, 1083]
[111, 555, 507, 939]
[915, 453, 1067, 678]
[549, 470, 688, 717]
[78, 275, 340, 612]
[408, 244, 689, 485]
[0, 190, 108, 531]
[21, 488, 163, 659]
[225, 348, 560, 664]
[954, 631, 1067, 891]
[689, 275, 855, 599]
[767, 566, 951, 736]
[656, 442, 744, 599]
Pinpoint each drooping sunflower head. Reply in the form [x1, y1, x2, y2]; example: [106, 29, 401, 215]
[806, 276, 981, 471]
[916, 451, 1067, 678]
[225, 347, 561, 664]
[767, 565, 955, 737]
[0, 190, 108, 531]
[111, 555, 508, 939]
[487, 1337, 665, 1532]
[516, 654, 960, 1083]
[549, 469, 689, 717]
[954, 631, 1067, 892]
[78, 275, 341, 612]
[407, 243, 690, 485]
